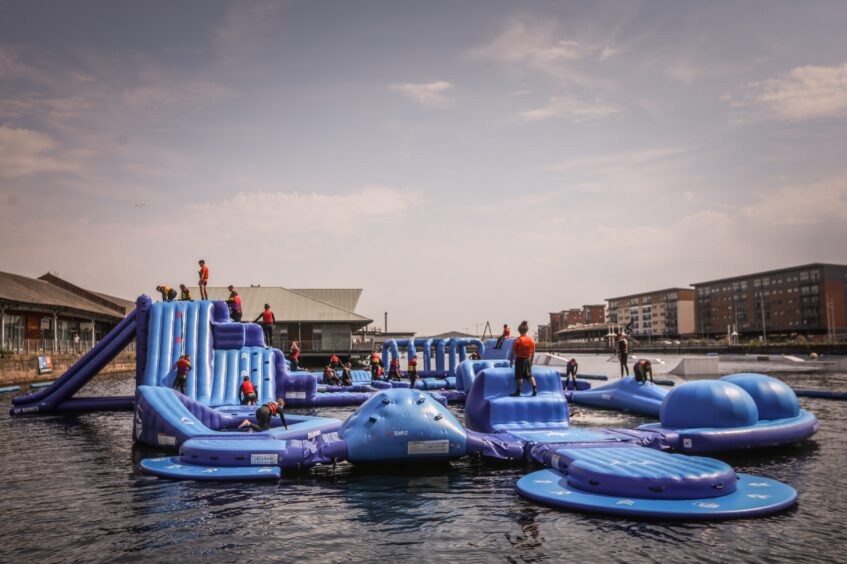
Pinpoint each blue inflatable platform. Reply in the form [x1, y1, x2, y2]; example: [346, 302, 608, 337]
[517, 467, 796, 520]
[639, 374, 819, 452]
[140, 457, 281, 481]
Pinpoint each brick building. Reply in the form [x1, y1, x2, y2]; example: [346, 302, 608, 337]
[606, 288, 695, 338]
[692, 263, 847, 338]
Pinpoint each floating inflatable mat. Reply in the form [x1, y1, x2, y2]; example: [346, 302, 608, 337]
[140, 457, 281, 481]
[516, 446, 797, 519]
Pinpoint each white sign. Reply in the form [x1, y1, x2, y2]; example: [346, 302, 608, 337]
[251, 453, 278, 465]
[40, 318, 51, 330]
[157, 434, 176, 446]
[408, 439, 449, 455]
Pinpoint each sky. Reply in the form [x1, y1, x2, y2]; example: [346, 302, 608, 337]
[1, 0, 847, 335]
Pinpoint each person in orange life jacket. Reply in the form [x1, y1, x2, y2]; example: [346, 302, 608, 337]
[253, 304, 275, 347]
[178, 284, 192, 301]
[617, 332, 629, 377]
[388, 357, 401, 381]
[509, 321, 537, 396]
[239, 375, 257, 405]
[226, 285, 242, 322]
[495, 324, 511, 349]
[239, 398, 287, 432]
[198, 259, 209, 300]
[633, 358, 654, 384]
[289, 341, 301, 371]
[370, 352, 383, 381]
[156, 285, 177, 302]
[173, 354, 191, 394]
[329, 354, 343, 370]
[565, 358, 578, 390]
[340, 362, 353, 386]
[407, 356, 419, 389]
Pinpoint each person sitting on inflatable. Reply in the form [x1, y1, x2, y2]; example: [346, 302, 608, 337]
[633, 358, 654, 384]
[340, 362, 353, 386]
[239, 375, 257, 405]
[494, 324, 511, 349]
[324, 365, 340, 385]
[178, 284, 192, 301]
[238, 399, 287, 432]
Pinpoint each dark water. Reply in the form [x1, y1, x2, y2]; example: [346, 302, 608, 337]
[1, 367, 845, 563]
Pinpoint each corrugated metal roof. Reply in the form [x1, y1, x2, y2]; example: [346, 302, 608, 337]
[290, 289, 362, 312]
[195, 286, 372, 325]
[0, 271, 126, 320]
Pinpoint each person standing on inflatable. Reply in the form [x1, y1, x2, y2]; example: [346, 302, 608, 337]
[289, 341, 301, 371]
[617, 332, 629, 377]
[370, 351, 383, 381]
[239, 375, 257, 405]
[198, 259, 209, 300]
[634, 358, 654, 384]
[329, 353, 343, 371]
[178, 284, 192, 301]
[226, 285, 242, 322]
[156, 285, 177, 302]
[509, 321, 537, 396]
[173, 354, 191, 394]
[388, 356, 402, 381]
[238, 399, 287, 432]
[407, 355, 418, 389]
[565, 358, 578, 389]
[253, 304, 275, 347]
[494, 324, 511, 349]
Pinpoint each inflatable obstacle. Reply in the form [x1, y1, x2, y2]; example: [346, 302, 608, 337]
[639, 374, 818, 452]
[139, 388, 468, 480]
[517, 458, 796, 519]
[569, 376, 668, 417]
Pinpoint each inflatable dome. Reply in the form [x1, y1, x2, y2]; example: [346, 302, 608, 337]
[721, 373, 799, 420]
[660, 380, 758, 429]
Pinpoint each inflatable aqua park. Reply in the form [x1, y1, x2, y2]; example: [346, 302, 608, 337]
[9, 296, 818, 520]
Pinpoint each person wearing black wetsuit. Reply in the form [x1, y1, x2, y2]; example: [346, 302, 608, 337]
[565, 358, 578, 390]
[239, 399, 287, 432]
[340, 363, 353, 386]
[617, 333, 629, 377]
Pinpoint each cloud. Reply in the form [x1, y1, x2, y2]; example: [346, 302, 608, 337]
[742, 175, 847, 225]
[731, 62, 847, 120]
[189, 186, 422, 234]
[469, 16, 617, 79]
[389, 81, 454, 108]
[517, 95, 620, 122]
[0, 126, 80, 178]
[121, 80, 231, 111]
